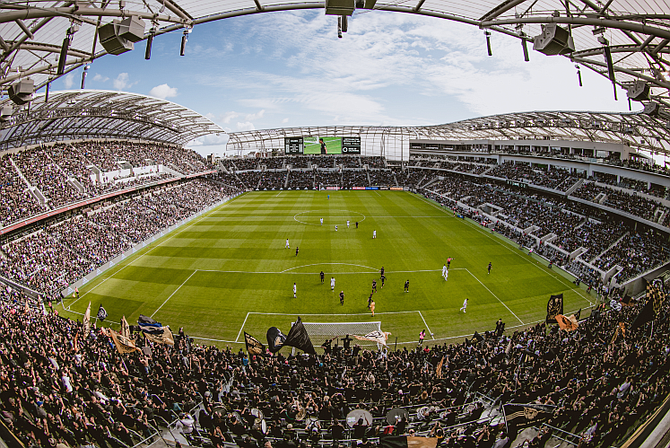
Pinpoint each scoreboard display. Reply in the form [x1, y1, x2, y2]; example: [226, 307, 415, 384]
[285, 137, 303, 154]
[284, 136, 361, 155]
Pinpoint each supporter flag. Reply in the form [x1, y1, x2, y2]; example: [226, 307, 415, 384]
[83, 301, 91, 332]
[97, 305, 108, 321]
[631, 296, 654, 330]
[110, 329, 141, 354]
[284, 317, 316, 354]
[555, 314, 579, 332]
[546, 294, 563, 324]
[380, 436, 438, 448]
[138, 314, 164, 334]
[503, 403, 554, 429]
[630, 281, 665, 331]
[121, 315, 131, 339]
[144, 326, 175, 346]
[245, 332, 265, 355]
[266, 327, 286, 353]
[435, 356, 445, 379]
[354, 330, 392, 346]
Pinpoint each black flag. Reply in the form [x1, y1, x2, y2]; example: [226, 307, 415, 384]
[631, 297, 654, 330]
[284, 317, 316, 354]
[138, 314, 163, 334]
[245, 332, 265, 355]
[266, 327, 286, 353]
[546, 293, 563, 324]
[97, 305, 108, 321]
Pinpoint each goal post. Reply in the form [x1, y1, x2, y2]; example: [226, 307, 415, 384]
[302, 321, 383, 348]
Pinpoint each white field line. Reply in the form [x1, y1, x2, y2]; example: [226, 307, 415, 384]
[417, 311, 434, 339]
[235, 312, 251, 343]
[464, 267, 524, 325]
[150, 270, 198, 318]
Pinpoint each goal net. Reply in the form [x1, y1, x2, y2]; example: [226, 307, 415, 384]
[303, 321, 383, 347]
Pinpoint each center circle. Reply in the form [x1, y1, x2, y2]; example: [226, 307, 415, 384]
[293, 209, 366, 226]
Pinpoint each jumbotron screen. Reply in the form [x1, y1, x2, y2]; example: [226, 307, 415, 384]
[284, 137, 361, 155]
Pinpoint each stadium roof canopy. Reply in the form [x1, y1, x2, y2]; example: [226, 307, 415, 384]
[226, 110, 670, 156]
[0, 1, 669, 110]
[0, 90, 224, 150]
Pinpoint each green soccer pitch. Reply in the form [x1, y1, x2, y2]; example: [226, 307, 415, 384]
[58, 190, 594, 349]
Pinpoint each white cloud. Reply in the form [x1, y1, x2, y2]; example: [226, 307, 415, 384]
[113, 73, 131, 90]
[245, 109, 265, 121]
[222, 111, 240, 124]
[236, 121, 255, 131]
[63, 73, 75, 89]
[149, 83, 178, 100]
[93, 73, 109, 82]
[282, 117, 289, 123]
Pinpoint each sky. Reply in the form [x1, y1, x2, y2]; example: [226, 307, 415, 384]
[54, 10, 636, 157]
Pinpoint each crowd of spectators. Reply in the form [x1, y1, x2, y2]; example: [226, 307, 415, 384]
[1, 278, 669, 448]
[571, 182, 666, 222]
[368, 171, 396, 187]
[287, 171, 315, 190]
[0, 179, 232, 295]
[487, 162, 580, 192]
[593, 230, 670, 281]
[0, 142, 213, 229]
[342, 171, 368, 189]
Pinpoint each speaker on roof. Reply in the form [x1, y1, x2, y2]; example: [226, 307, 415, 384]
[643, 102, 660, 117]
[626, 81, 650, 102]
[8, 79, 34, 105]
[0, 105, 13, 122]
[533, 23, 575, 56]
[98, 16, 145, 55]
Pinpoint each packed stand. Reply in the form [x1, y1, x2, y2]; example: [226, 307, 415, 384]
[2, 283, 669, 448]
[487, 162, 579, 192]
[594, 230, 670, 282]
[368, 170, 396, 187]
[0, 179, 232, 295]
[572, 182, 664, 222]
[0, 155, 45, 227]
[287, 171, 315, 190]
[342, 171, 368, 188]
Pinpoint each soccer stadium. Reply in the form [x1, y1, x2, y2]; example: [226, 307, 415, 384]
[1, 3, 670, 448]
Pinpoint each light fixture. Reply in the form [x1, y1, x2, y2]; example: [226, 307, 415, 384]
[575, 64, 582, 87]
[145, 28, 155, 60]
[484, 30, 492, 56]
[337, 17, 343, 38]
[180, 29, 189, 56]
[80, 64, 90, 89]
[57, 26, 77, 75]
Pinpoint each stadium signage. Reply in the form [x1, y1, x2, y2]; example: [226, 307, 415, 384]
[506, 180, 528, 189]
[366, 187, 379, 190]
[353, 186, 366, 190]
[326, 186, 340, 190]
[390, 187, 404, 191]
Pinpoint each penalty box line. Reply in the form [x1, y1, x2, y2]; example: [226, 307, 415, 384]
[235, 310, 431, 343]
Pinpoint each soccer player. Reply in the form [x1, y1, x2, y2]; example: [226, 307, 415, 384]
[368, 292, 374, 308]
[418, 329, 425, 346]
[331, 277, 336, 291]
[320, 218, 323, 226]
[447, 257, 453, 269]
[296, 246, 299, 256]
[444, 269, 449, 282]
[320, 271, 325, 283]
[442, 264, 447, 279]
[404, 279, 409, 293]
[460, 298, 468, 313]
[370, 300, 375, 316]
[335, 225, 338, 232]
[373, 230, 377, 239]
[293, 283, 297, 298]
[347, 220, 350, 229]
[286, 238, 290, 249]
[380, 274, 386, 288]
[355, 221, 359, 229]
[487, 262, 492, 274]
[372, 280, 377, 293]
[339, 290, 344, 305]
[380, 266, 385, 277]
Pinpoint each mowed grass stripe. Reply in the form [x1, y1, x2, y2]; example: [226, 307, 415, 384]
[58, 190, 590, 347]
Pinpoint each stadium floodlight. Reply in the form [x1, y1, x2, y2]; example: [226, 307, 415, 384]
[80, 64, 89, 89]
[98, 16, 145, 56]
[575, 64, 582, 87]
[337, 17, 343, 38]
[533, 23, 574, 56]
[521, 36, 529, 62]
[57, 27, 77, 75]
[180, 30, 188, 56]
[8, 78, 34, 105]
